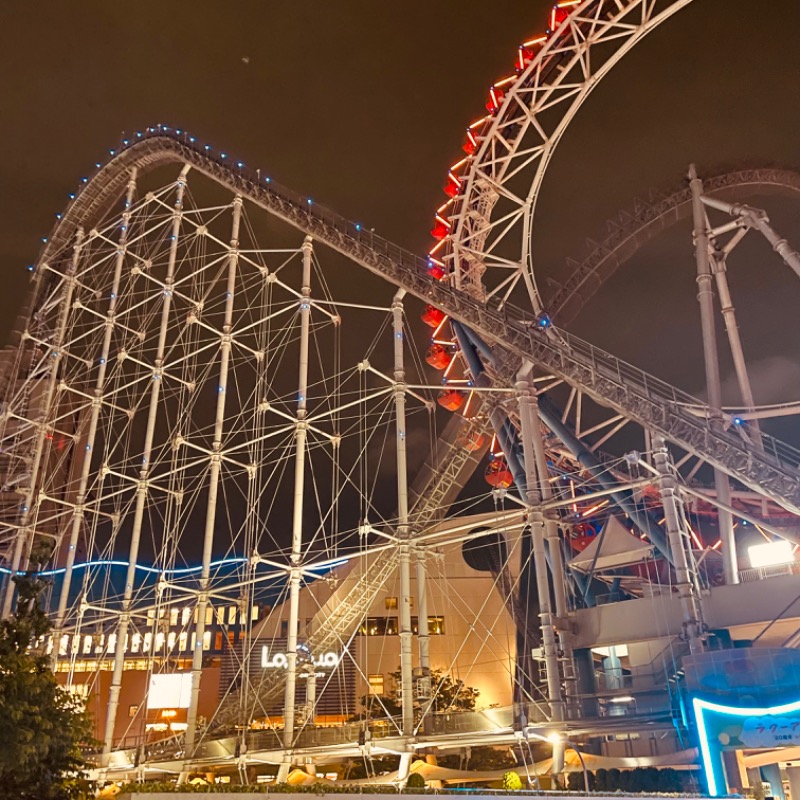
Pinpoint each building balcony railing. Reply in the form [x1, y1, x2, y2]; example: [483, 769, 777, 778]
[738, 560, 800, 583]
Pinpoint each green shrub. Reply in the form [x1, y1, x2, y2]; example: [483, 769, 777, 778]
[406, 772, 426, 789]
[566, 770, 595, 792]
[594, 768, 607, 791]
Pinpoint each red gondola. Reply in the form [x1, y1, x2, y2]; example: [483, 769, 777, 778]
[427, 260, 446, 281]
[462, 131, 478, 155]
[421, 305, 446, 328]
[444, 180, 460, 198]
[426, 344, 452, 370]
[485, 459, 513, 489]
[486, 87, 505, 113]
[550, 4, 571, 28]
[457, 428, 485, 452]
[438, 389, 465, 411]
[431, 221, 449, 240]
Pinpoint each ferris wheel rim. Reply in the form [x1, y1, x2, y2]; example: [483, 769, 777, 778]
[442, 0, 697, 312]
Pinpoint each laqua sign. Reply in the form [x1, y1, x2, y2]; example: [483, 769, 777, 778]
[261, 646, 340, 670]
[740, 715, 800, 747]
[693, 697, 800, 796]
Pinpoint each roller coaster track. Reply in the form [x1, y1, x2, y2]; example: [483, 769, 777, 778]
[23, 133, 800, 515]
[548, 167, 800, 326]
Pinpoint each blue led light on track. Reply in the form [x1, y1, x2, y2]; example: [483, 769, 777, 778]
[1, 555, 347, 578]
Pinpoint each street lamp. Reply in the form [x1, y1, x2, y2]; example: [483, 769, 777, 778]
[524, 730, 590, 795]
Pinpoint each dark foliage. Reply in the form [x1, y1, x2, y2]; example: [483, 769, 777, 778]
[0, 543, 95, 799]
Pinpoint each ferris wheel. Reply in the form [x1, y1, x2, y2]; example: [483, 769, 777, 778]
[422, 0, 800, 531]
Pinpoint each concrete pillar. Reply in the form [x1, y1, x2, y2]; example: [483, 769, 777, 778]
[785, 766, 800, 800]
[762, 763, 785, 800]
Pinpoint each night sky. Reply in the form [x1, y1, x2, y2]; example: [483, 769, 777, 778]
[2, 0, 799, 417]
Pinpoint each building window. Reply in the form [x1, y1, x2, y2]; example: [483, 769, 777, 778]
[169, 608, 179, 626]
[355, 616, 454, 636]
[385, 597, 398, 610]
[280, 620, 288, 637]
[215, 632, 223, 651]
[411, 616, 446, 635]
[359, 617, 398, 636]
[428, 616, 445, 635]
[204, 607, 213, 626]
[368, 674, 384, 695]
[228, 606, 237, 625]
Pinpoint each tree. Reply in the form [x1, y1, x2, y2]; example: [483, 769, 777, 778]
[353, 668, 479, 720]
[0, 543, 95, 799]
[388, 668, 479, 713]
[350, 691, 402, 721]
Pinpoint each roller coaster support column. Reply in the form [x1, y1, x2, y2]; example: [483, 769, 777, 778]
[528, 386, 573, 704]
[701, 194, 800, 279]
[517, 366, 565, 776]
[1, 226, 84, 617]
[277, 236, 315, 780]
[393, 290, 415, 747]
[52, 168, 138, 649]
[690, 165, 737, 585]
[183, 194, 244, 773]
[415, 547, 431, 714]
[653, 438, 704, 654]
[708, 245, 762, 443]
[103, 166, 189, 759]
